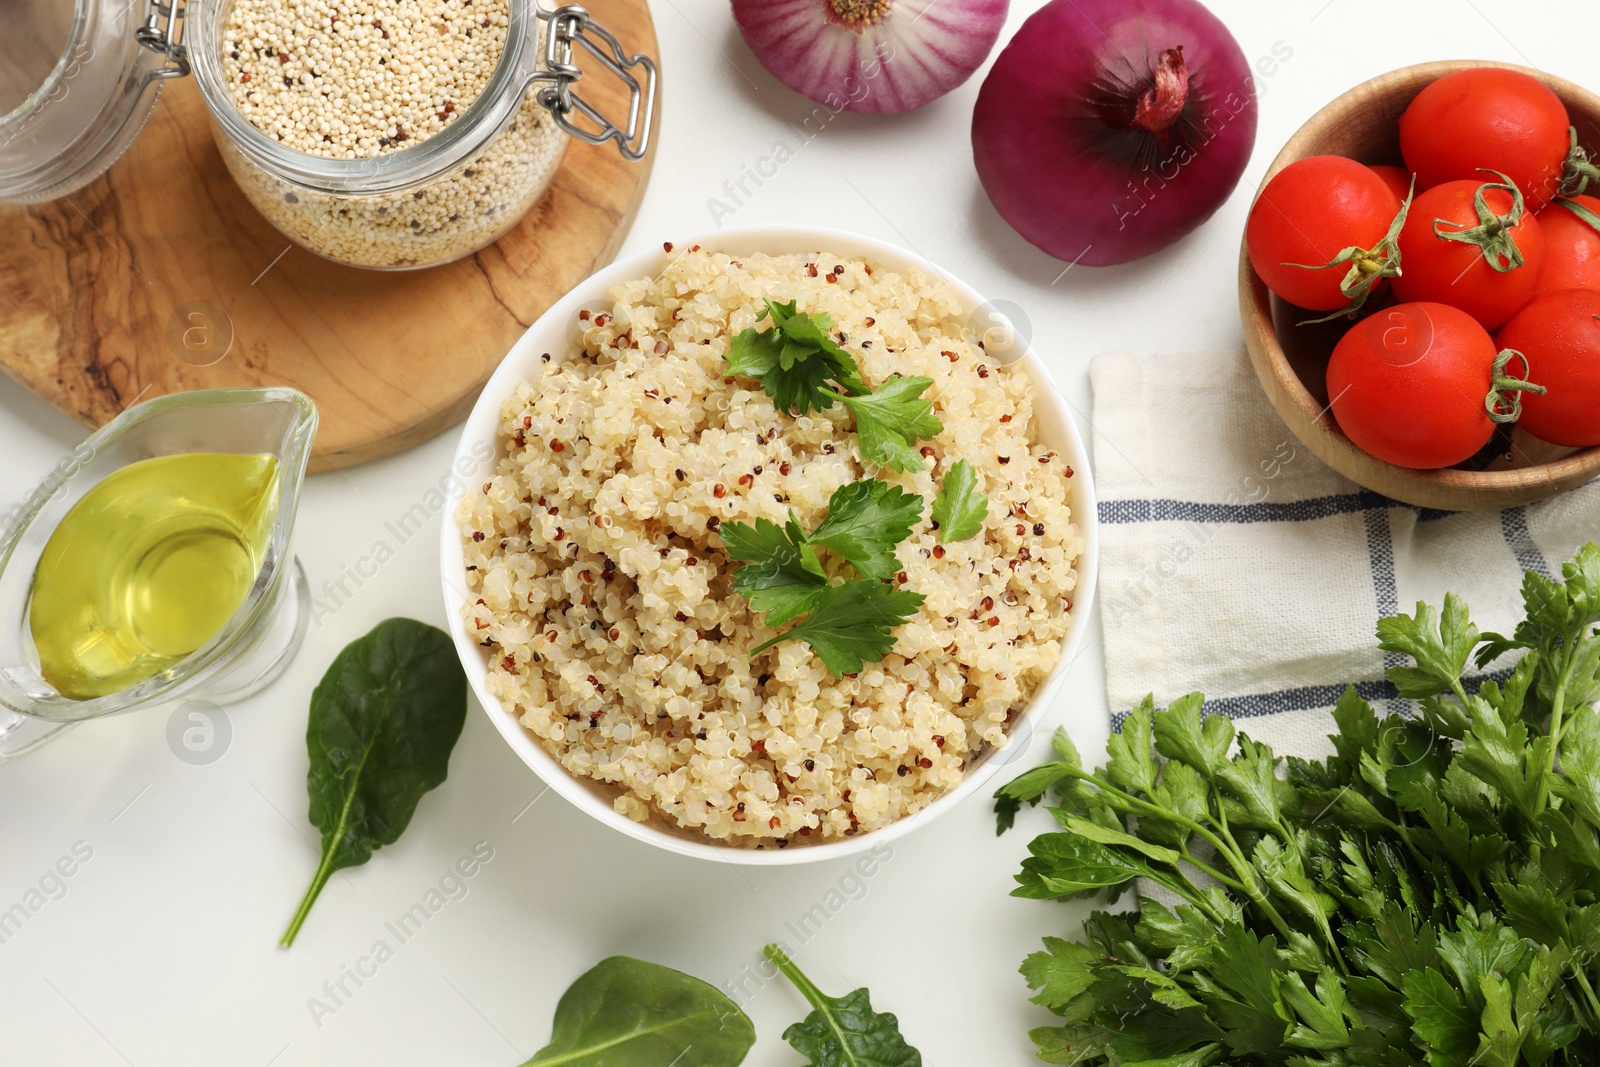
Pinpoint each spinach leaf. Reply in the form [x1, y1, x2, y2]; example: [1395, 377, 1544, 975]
[280, 617, 467, 947]
[763, 944, 922, 1067]
[521, 956, 755, 1066]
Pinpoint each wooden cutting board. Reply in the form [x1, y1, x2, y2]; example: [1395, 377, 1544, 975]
[0, 0, 658, 472]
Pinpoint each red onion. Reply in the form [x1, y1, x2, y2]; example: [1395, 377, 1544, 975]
[732, 0, 1010, 115]
[972, 0, 1258, 266]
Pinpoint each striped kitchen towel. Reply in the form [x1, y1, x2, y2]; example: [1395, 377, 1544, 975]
[1089, 349, 1600, 759]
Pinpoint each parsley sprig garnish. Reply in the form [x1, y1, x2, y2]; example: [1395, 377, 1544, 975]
[726, 301, 941, 472]
[993, 542, 1600, 1067]
[726, 299, 866, 413]
[723, 479, 926, 676]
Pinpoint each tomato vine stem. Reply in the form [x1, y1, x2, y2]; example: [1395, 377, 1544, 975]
[1433, 171, 1528, 273]
[1291, 178, 1414, 325]
[1485, 347, 1546, 424]
[1559, 126, 1600, 198]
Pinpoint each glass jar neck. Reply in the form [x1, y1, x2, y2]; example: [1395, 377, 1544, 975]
[185, 0, 544, 195]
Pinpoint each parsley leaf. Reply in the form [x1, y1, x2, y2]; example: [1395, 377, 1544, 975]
[725, 300, 865, 413]
[720, 514, 826, 626]
[1021, 937, 1103, 1011]
[1378, 593, 1479, 698]
[994, 727, 1082, 834]
[748, 579, 924, 677]
[1281, 966, 1353, 1052]
[1012, 834, 1146, 899]
[1402, 967, 1479, 1061]
[930, 459, 988, 543]
[723, 480, 927, 673]
[724, 320, 783, 379]
[826, 377, 943, 473]
[809, 479, 924, 581]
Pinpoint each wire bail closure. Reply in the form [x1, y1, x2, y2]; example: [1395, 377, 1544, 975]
[135, 0, 192, 78]
[534, 4, 657, 162]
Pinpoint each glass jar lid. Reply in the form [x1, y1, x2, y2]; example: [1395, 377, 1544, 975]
[0, 0, 188, 203]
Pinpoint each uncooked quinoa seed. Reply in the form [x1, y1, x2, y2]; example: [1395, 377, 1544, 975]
[224, 0, 509, 158]
[218, 0, 565, 268]
[457, 250, 1085, 847]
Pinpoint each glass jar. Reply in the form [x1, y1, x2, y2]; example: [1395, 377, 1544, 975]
[0, 0, 656, 270]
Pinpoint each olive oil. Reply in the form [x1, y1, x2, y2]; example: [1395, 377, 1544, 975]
[28, 453, 280, 699]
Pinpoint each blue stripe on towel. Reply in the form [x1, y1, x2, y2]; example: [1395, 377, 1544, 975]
[1362, 509, 1399, 620]
[1363, 508, 1406, 705]
[1500, 507, 1551, 578]
[1098, 493, 1455, 526]
[1107, 668, 1516, 732]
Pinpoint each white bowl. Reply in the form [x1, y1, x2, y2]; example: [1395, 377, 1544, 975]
[440, 225, 1100, 865]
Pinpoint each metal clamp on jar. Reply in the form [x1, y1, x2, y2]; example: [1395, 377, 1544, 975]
[0, 0, 658, 269]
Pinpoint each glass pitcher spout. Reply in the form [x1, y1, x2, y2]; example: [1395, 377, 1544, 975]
[0, 388, 318, 763]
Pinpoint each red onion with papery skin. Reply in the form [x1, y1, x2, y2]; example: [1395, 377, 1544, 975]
[732, 0, 1009, 115]
[973, 0, 1258, 266]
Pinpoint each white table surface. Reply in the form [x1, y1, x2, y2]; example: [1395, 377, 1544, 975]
[0, 1, 1586, 1062]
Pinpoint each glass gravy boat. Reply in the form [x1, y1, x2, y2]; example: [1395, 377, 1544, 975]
[0, 388, 317, 762]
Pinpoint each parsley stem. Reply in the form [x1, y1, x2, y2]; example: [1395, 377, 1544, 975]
[1177, 850, 1248, 893]
[1574, 961, 1600, 1027]
[748, 630, 792, 657]
[1066, 765, 1325, 961]
[1209, 806, 1312, 964]
[1535, 642, 1582, 816]
[1063, 768, 1281, 932]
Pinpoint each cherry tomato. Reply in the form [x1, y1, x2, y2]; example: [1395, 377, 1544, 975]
[1392, 179, 1545, 331]
[1531, 195, 1600, 300]
[1328, 302, 1504, 469]
[1399, 67, 1571, 210]
[1495, 288, 1600, 446]
[1369, 164, 1414, 205]
[1246, 156, 1402, 311]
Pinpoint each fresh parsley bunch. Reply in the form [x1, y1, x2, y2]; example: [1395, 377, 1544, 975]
[996, 544, 1600, 1067]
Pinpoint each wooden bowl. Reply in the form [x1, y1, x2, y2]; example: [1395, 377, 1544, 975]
[1239, 60, 1600, 511]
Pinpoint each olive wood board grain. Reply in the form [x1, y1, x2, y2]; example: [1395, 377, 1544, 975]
[0, 0, 658, 473]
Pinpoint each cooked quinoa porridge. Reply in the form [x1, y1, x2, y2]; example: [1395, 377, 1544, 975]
[218, 0, 565, 268]
[456, 249, 1083, 846]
